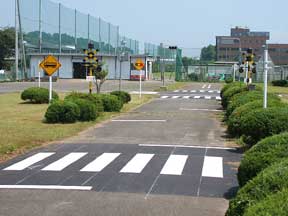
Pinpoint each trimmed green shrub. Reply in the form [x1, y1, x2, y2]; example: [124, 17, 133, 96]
[244, 189, 288, 216]
[220, 82, 243, 98]
[225, 90, 266, 118]
[240, 107, 288, 145]
[221, 85, 248, 109]
[72, 99, 97, 121]
[238, 133, 288, 187]
[45, 101, 80, 123]
[225, 77, 233, 84]
[21, 87, 58, 104]
[227, 99, 285, 137]
[65, 92, 104, 113]
[99, 94, 123, 112]
[226, 158, 288, 216]
[110, 91, 131, 104]
[271, 79, 288, 87]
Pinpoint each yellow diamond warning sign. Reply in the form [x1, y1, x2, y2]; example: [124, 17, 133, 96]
[39, 55, 62, 76]
[134, 59, 145, 71]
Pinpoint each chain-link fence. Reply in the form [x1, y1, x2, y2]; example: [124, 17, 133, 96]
[18, 0, 140, 55]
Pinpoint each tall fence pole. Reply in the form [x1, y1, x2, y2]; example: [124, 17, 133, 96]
[74, 9, 77, 51]
[15, 0, 19, 81]
[39, 0, 42, 53]
[59, 3, 61, 54]
[264, 45, 269, 109]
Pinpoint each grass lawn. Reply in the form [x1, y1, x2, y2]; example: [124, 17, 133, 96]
[255, 83, 288, 103]
[0, 93, 155, 161]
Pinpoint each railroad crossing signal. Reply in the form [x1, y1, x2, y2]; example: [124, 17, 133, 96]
[39, 55, 61, 76]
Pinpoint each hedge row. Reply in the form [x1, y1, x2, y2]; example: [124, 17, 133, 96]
[45, 91, 131, 123]
[271, 79, 288, 87]
[222, 83, 288, 215]
[226, 158, 288, 216]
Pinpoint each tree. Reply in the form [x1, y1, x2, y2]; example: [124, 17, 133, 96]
[200, 45, 216, 63]
[94, 64, 108, 94]
[0, 28, 15, 69]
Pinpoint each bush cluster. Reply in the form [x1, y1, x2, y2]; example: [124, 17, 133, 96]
[21, 87, 59, 104]
[45, 101, 80, 123]
[110, 91, 131, 104]
[226, 158, 288, 216]
[271, 79, 288, 87]
[221, 85, 248, 109]
[100, 94, 123, 112]
[238, 133, 288, 187]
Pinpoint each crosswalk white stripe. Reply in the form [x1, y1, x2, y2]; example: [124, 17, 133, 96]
[173, 90, 180, 93]
[120, 153, 154, 173]
[202, 84, 206, 89]
[217, 91, 221, 94]
[205, 96, 211, 100]
[161, 96, 169, 99]
[172, 96, 180, 99]
[182, 90, 188, 93]
[190, 90, 197, 93]
[200, 90, 205, 93]
[216, 96, 222, 100]
[202, 156, 223, 178]
[194, 96, 201, 99]
[160, 155, 188, 175]
[42, 153, 87, 171]
[208, 90, 213, 93]
[208, 84, 211, 89]
[81, 153, 121, 172]
[183, 96, 190, 99]
[4, 153, 55, 171]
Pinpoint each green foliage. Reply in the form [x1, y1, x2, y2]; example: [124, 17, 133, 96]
[226, 158, 288, 216]
[227, 99, 285, 137]
[110, 91, 131, 104]
[244, 189, 288, 216]
[271, 80, 288, 87]
[240, 107, 288, 146]
[21, 87, 59, 104]
[99, 94, 123, 112]
[94, 68, 109, 93]
[71, 99, 97, 121]
[0, 28, 15, 69]
[221, 85, 248, 109]
[220, 82, 241, 97]
[225, 77, 233, 84]
[226, 90, 274, 118]
[200, 45, 216, 63]
[187, 73, 199, 81]
[65, 92, 104, 113]
[45, 101, 80, 123]
[238, 133, 288, 187]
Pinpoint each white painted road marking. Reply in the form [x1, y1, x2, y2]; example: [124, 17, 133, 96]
[216, 96, 222, 101]
[183, 96, 190, 99]
[120, 154, 154, 173]
[194, 96, 201, 99]
[160, 155, 188, 175]
[4, 153, 55, 171]
[173, 90, 180, 93]
[81, 153, 121, 172]
[139, 144, 236, 150]
[180, 108, 222, 112]
[112, 120, 167, 122]
[208, 84, 211, 89]
[200, 90, 205, 93]
[190, 90, 197, 93]
[205, 96, 211, 100]
[0, 185, 92, 191]
[42, 153, 87, 171]
[172, 96, 180, 99]
[208, 90, 213, 93]
[182, 90, 188, 93]
[202, 156, 223, 178]
[202, 84, 206, 89]
[160, 96, 169, 99]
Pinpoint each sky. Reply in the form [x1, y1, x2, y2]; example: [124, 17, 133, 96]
[1, 0, 288, 57]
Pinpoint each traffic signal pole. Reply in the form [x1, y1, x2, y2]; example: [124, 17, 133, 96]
[89, 66, 93, 94]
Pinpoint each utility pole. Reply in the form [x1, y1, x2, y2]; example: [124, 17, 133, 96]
[264, 45, 268, 109]
[15, 0, 19, 81]
[39, 0, 42, 53]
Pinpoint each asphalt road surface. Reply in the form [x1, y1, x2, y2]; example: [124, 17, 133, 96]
[0, 82, 242, 216]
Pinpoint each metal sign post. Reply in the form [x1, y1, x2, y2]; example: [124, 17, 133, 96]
[39, 55, 62, 103]
[134, 58, 145, 99]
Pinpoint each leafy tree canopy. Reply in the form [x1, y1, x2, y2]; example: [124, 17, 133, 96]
[0, 28, 15, 69]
